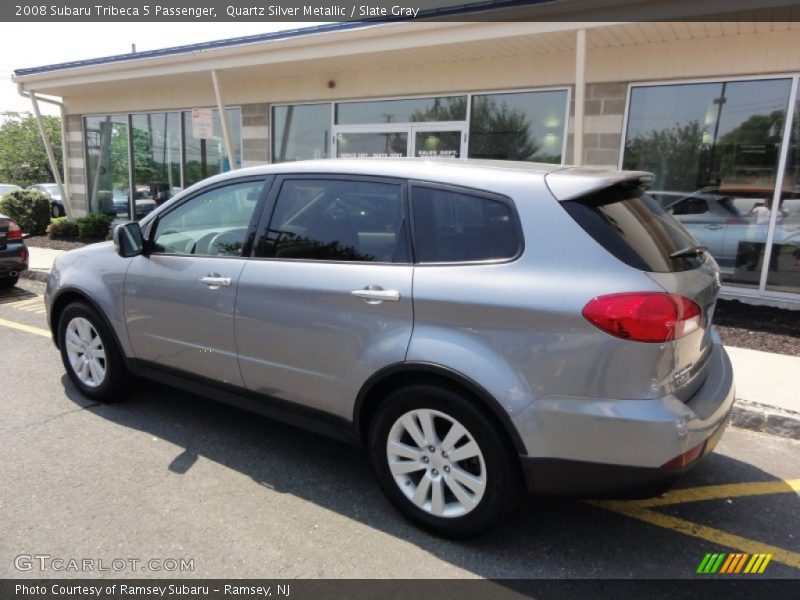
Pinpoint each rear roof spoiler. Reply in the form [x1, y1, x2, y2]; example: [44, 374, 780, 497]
[545, 167, 655, 202]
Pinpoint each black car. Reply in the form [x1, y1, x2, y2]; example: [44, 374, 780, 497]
[27, 183, 65, 218]
[0, 213, 28, 288]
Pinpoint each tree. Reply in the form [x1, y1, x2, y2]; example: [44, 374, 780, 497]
[467, 97, 540, 161]
[0, 112, 62, 187]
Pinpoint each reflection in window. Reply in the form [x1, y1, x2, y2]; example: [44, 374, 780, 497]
[153, 181, 263, 256]
[337, 132, 408, 158]
[130, 112, 181, 220]
[272, 103, 331, 163]
[336, 96, 467, 125]
[263, 179, 406, 262]
[85, 115, 130, 219]
[766, 92, 800, 294]
[411, 187, 518, 262]
[468, 90, 568, 163]
[622, 79, 792, 287]
[182, 108, 242, 187]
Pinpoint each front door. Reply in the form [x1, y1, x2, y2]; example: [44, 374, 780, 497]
[124, 178, 266, 386]
[236, 176, 414, 420]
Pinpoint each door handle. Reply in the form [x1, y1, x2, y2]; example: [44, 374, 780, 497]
[705, 224, 722, 230]
[199, 274, 232, 289]
[351, 288, 401, 303]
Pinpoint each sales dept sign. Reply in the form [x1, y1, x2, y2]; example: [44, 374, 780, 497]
[192, 108, 214, 139]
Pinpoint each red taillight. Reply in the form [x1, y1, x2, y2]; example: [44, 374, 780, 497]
[661, 441, 706, 470]
[582, 293, 702, 343]
[7, 220, 22, 241]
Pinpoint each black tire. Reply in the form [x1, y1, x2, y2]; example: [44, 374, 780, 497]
[58, 301, 130, 402]
[369, 384, 522, 538]
[51, 204, 61, 218]
[0, 275, 19, 289]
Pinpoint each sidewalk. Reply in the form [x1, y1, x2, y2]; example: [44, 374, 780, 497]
[19, 245, 800, 438]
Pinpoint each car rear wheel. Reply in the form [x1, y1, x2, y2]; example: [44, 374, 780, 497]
[51, 204, 61, 218]
[369, 384, 522, 538]
[58, 301, 129, 402]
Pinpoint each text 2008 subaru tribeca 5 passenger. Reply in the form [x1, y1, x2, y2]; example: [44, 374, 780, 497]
[45, 159, 734, 537]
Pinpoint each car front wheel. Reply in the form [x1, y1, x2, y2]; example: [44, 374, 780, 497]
[369, 384, 522, 538]
[58, 301, 129, 402]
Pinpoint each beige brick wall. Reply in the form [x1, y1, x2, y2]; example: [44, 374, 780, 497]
[65, 114, 88, 217]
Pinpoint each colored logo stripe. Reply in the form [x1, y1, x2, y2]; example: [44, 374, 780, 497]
[697, 553, 772, 574]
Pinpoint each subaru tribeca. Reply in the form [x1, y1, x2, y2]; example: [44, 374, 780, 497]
[45, 159, 734, 538]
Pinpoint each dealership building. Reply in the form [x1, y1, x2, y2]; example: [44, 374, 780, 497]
[12, 0, 800, 306]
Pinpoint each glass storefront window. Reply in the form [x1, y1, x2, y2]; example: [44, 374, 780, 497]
[272, 103, 330, 163]
[468, 90, 568, 163]
[623, 78, 793, 288]
[767, 91, 800, 294]
[336, 132, 408, 158]
[182, 107, 242, 188]
[85, 115, 130, 219]
[130, 112, 181, 220]
[336, 96, 467, 125]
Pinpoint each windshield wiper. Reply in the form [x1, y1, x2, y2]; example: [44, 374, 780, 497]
[669, 245, 707, 259]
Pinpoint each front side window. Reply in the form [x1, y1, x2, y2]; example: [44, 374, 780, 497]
[152, 180, 264, 256]
[411, 186, 519, 263]
[262, 179, 406, 263]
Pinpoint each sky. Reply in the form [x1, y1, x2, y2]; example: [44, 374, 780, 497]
[0, 22, 319, 116]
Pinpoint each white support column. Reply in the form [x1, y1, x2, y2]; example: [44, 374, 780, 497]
[57, 103, 73, 218]
[30, 93, 68, 215]
[211, 70, 237, 171]
[573, 28, 587, 166]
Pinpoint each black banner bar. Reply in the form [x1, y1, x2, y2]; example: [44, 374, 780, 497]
[3, 0, 800, 22]
[2, 579, 799, 600]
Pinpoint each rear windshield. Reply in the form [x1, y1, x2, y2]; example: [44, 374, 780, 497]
[563, 184, 706, 273]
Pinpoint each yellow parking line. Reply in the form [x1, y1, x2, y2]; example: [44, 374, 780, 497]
[588, 501, 800, 570]
[0, 317, 51, 338]
[631, 479, 800, 507]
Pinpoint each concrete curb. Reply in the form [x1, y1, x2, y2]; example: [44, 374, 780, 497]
[731, 398, 800, 440]
[20, 269, 49, 283]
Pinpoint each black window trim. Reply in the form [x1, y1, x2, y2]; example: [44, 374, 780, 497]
[251, 173, 413, 266]
[407, 180, 525, 266]
[144, 175, 274, 260]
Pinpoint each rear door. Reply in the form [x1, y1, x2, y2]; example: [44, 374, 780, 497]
[234, 175, 414, 420]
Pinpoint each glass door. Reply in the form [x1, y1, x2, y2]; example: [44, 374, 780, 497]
[411, 126, 466, 159]
[335, 128, 409, 158]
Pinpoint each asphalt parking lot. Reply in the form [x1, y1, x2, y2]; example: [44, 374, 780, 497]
[1, 279, 799, 580]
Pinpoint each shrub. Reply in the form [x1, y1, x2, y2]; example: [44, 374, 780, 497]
[0, 189, 51, 236]
[76, 214, 112, 241]
[47, 217, 79, 239]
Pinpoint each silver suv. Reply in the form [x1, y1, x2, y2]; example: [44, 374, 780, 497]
[45, 159, 734, 537]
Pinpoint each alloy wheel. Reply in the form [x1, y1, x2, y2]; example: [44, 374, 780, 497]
[386, 408, 486, 518]
[64, 316, 106, 388]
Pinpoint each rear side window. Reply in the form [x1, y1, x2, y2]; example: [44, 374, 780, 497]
[563, 185, 706, 273]
[411, 186, 520, 263]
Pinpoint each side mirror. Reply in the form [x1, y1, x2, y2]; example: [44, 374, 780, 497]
[113, 222, 145, 258]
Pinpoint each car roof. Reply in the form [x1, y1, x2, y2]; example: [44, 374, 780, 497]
[196, 158, 653, 202]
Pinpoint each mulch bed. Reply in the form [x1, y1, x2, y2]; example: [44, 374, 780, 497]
[714, 299, 800, 357]
[24, 235, 101, 251]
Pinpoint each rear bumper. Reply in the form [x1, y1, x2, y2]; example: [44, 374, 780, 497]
[0, 242, 28, 277]
[514, 339, 735, 498]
